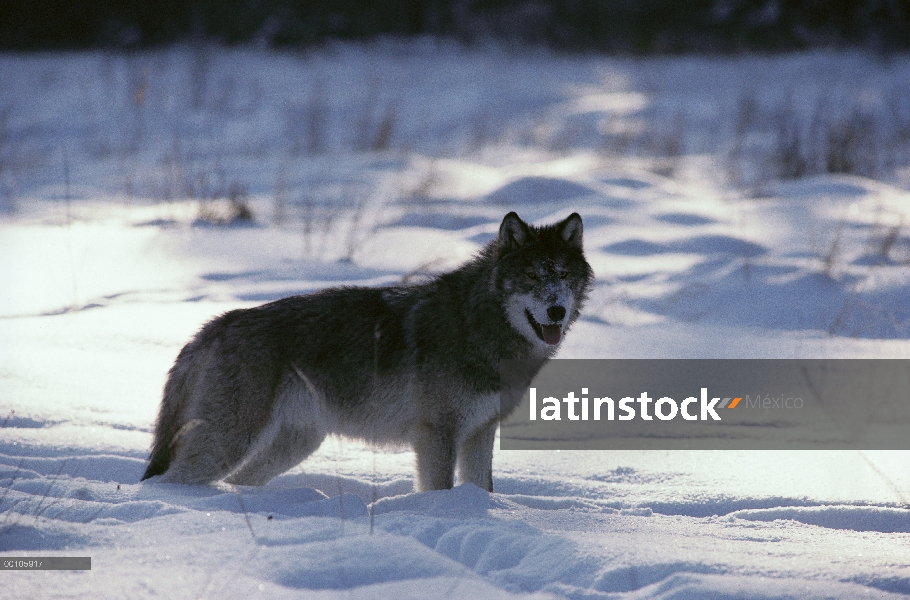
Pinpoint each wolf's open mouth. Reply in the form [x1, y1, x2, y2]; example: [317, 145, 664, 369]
[525, 309, 562, 345]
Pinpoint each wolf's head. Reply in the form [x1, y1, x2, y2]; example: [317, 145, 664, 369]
[493, 212, 594, 353]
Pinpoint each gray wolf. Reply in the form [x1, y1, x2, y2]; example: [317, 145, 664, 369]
[141, 212, 593, 491]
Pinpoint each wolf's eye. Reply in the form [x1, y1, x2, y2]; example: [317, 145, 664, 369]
[525, 270, 539, 281]
[559, 271, 569, 280]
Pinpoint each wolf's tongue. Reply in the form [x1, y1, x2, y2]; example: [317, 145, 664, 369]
[541, 324, 562, 345]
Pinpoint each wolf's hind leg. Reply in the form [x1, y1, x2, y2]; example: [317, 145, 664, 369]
[225, 422, 326, 486]
[224, 380, 327, 486]
[456, 418, 497, 492]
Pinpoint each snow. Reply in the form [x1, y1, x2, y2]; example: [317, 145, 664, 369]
[2, 44, 909, 598]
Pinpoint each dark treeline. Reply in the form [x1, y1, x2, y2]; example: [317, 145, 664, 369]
[2, 0, 909, 53]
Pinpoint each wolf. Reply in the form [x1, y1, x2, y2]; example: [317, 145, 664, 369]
[141, 211, 593, 491]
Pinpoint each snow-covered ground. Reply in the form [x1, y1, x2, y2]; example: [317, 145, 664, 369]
[2, 44, 910, 598]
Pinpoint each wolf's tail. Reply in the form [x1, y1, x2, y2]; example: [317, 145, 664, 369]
[141, 349, 196, 481]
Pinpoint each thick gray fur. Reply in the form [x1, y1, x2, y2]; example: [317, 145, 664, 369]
[142, 212, 594, 491]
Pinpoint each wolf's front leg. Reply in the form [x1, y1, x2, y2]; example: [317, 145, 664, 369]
[414, 421, 456, 491]
[456, 418, 497, 492]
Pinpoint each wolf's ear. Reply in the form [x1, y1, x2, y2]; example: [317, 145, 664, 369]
[498, 212, 531, 252]
[558, 213, 583, 250]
